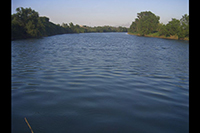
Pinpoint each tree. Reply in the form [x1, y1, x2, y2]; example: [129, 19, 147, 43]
[12, 7, 44, 38]
[62, 23, 72, 33]
[158, 23, 170, 37]
[136, 11, 160, 35]
[166, 18, 180, 36]
[180, 14, 189, 38]
[129, 22, 137, 33]
[69, 22, 75, 33]
[129, 11, 160, 35]
[128, 11, 188, 40]
[12, 7, 69, 39]
[15, 7, 39, 27]
[11, 17, 27, 40]
[25, 19, 44, 37]
[11, 7, 128, 40]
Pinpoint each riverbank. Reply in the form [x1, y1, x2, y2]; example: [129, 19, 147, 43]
[12, 7, 128, 41]
[128, 32, 189, 41]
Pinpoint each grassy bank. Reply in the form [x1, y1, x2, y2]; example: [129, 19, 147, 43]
[128, 32, 189, 41]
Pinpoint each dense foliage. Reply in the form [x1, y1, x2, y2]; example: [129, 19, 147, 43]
[11, 7, 127, 40]
[128, 11, 189, 40]
[12, 8, 188, 40]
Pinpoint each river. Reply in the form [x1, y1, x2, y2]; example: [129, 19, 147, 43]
[11, 32, 189, 133]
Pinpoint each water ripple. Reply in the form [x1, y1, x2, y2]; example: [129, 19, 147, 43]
[12, 33, 188, 133]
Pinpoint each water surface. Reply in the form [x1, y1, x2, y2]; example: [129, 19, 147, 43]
[12, 33, 189, 133]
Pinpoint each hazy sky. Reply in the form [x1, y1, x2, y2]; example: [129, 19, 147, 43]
[12, 0, 189, 27]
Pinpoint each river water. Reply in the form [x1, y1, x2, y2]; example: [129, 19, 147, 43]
[11, 33, 189, 133]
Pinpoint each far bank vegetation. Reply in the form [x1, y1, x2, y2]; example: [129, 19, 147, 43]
[11, 7, 127, 40]
[128, 11, 189, 40]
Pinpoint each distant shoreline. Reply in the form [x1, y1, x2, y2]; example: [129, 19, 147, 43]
[127, 32, 189, 41]
[12, 7, 128, 41]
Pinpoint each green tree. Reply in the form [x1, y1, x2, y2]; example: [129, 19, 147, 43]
[62, 23, 72, 33]
[25, 19, 44, 37]
[75, 24, 81, 33]
[11, 17, 27, 40]
[166, 18, 180, 36]
[180, 14, 189, 38]
[12, 7, 44, 38]
[69, 22, 75, 33]
[12, 7, 128, 40]
[158, 23, 170, 37]
[129, 22, 137, 33]
[62, 23, 69, 29]
[128, 11, 188, 40]
[136, 11, 160, 35]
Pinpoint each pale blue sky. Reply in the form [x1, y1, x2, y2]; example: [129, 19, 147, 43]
[12, 0, 189, 27]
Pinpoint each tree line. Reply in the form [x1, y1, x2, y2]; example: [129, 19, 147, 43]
[12, 7, 188, 40]
[128, 11, 189, 40]
[11, 7, 127, 40]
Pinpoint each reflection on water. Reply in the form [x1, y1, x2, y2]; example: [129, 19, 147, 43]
[12, 33, 189, 133]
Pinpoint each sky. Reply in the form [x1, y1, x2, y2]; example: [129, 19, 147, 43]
[11, 0, 189, 27]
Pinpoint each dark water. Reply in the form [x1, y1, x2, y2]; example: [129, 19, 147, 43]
[12, 33, 189, 133]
